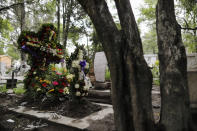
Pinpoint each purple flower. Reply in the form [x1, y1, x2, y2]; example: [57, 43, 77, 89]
[80, 60, 86, 71]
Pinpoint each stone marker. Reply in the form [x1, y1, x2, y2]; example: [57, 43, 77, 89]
[0, 62, 6, 76]
[187, 53, 197, 69]
[187, 54, 197, 108]
[94, 52, 108, 82]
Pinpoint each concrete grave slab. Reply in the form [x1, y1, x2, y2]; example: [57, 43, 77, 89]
[8, 103, 113, 130]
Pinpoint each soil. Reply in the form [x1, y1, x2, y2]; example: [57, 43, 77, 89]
[19, 96, 102, 119]
[0, 85, 162, 131]
[0, 106, 81, 131]
[87, 113, 116, 131]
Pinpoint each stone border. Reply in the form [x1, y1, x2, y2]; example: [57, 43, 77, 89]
[8, 103, 113, 130]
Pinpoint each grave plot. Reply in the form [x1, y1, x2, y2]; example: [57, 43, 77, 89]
[0, 24, 115, 131]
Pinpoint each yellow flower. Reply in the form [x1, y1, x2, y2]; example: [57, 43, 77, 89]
[48, 89, 54, 92]
[45, 80, 50, 84]
[40, 80, 43, 83]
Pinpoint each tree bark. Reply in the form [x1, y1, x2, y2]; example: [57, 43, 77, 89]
[20, 0, 26, 63]
[156, 0, 190, 131]
[57, 0, 60, 43]
[64, 0, 73, 49]
[77, 0, 154, 131]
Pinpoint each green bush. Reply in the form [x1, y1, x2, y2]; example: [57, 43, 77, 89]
[13, 85, 26, 95]
[105, 69, 111, 81]
[0, 84, 7, 93]
[151, 60, 160, 85]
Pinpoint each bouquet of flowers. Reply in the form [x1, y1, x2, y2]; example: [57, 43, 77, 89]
[68, 46, 92, 99]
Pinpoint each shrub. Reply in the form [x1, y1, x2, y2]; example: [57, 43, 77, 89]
[105, 69, 111, 81]
[0, 84, 7, 93]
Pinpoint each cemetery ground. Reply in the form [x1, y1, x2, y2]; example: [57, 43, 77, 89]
[0, 82, 161, 131]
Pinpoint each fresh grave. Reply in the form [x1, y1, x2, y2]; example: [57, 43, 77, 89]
[0, 93, 114, 131]
[16, 23, 101, 118]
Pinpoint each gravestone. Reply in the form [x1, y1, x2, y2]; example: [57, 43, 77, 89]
[187, 54, 197, 109]
[0, 62, 6, 76]
[94, 52, 110, 90]
[144, 54, 158, 67]
[187, 53, 197, 69]
[94, 52, 108, 82]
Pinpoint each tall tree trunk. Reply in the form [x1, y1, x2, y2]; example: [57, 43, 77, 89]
[63, 0, 73, 54]
[156, 0, 190, 131]
[20, 0, 26, 64]
[57, 0, 60, 43]
[77, 0, 154, 131]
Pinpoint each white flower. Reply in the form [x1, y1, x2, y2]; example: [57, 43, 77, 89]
[78, 71, 83, 80]
[85, 93, 88, 96]
[85, 63, 89, 69]
[67, 74, 74, 80]
[75, 84, 80, 89]
[64, 87, 69, 94]
[36, 88, 41, 92]
[78, 50, 83, 54]
[83, 86, 89, 91]
[72, 60, 79, 68]
[76, 91, 81, 96]
[78, 55, 83, 60]
[82, 93, 85, 96]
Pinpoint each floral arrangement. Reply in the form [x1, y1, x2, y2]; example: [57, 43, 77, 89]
[35, 67, 71, 98]
[17, 24, 66, 100]
[67, 45, 92, 99]
[17, 24, 64, 64]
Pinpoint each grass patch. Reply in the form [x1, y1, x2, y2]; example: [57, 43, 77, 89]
[0, 84, 7, 93]
[13, 85, 26, 95]
[105, 69, 111, 81]
[153, 79, 160, 86]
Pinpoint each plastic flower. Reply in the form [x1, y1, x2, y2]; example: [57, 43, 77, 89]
[52, 81, 59, 86]
[75, 84, 80, 89]
[76, 91, 81, 96]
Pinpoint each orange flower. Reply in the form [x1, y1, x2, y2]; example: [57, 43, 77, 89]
[52, 67, 56, 71]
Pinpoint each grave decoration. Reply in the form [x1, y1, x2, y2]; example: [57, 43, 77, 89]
[66, 45, 92, 99]
[17, 24, 68, 100]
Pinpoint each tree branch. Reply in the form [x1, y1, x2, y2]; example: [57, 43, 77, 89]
[0, 1, 35, 12]
[76, 0, 121, 52]
[0, 2, 24, 12]
[181, 26, 197, 31]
